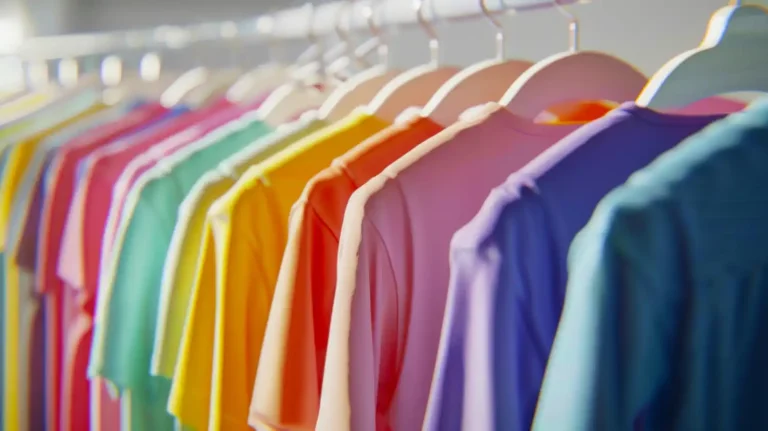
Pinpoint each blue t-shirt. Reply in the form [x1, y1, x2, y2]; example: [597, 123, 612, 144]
[535, 99, 768, 430]
[426, 103, 727, 431]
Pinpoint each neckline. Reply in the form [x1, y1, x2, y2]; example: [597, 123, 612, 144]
[487, 104, 585, 137]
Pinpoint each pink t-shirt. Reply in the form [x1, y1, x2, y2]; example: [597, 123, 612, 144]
[318, 106, 585, 431]
[30, 102, 170, 431]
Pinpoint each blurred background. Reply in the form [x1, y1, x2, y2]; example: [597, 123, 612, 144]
[0, 0, 764, 90]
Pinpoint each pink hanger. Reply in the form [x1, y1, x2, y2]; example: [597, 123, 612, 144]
[367, 0, 460, 123]
[501, 0, 647, 119]
[421, 0, 533, 126]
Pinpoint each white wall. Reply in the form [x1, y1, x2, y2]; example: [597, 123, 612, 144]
[18, 0, 768, 77]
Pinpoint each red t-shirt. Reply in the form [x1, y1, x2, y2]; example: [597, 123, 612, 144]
[29, 102, 171, 431]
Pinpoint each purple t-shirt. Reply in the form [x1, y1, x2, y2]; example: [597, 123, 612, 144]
[425, 103, 729, 431]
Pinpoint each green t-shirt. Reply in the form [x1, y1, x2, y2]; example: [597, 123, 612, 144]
[90, 116, 271, 431]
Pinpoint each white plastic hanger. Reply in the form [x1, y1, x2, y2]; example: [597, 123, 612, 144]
[366, 0, 460, 123]
[636, 1, 768, 109]
[319, 0, 402, 122]
[500, 0, 647, 119]
[158, 25, 225, 107]
[182, 22, 256, 106]
[226, 15, 291, 104]
[421, 0, 533, 126]
[256, 3, 332, 127]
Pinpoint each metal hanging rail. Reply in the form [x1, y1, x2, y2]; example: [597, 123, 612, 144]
[15, 0, 585, 61]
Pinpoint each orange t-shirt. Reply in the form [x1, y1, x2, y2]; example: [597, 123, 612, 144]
[250, 103, 614, 431]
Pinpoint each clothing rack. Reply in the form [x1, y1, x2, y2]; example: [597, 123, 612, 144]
[16, 0, 583, 61]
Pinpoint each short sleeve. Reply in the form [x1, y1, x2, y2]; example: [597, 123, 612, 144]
[169, 221, 218, 430]
[153, 178, 233, 378]
[56, 172, 89, 288]
[209, 184, 277, 430]
[317, 209, 400, 431]
[485, 185, 570, 431]
[533, 193, 683, 431]
[89, 183, 175, 390]
[250, 200, 338, 430]
[423, 245, 499, 431]
[89, 180, 177, 431]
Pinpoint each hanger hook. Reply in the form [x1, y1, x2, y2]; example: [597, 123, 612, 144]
[362, 0, 389, 67]
[363, 2, 381, 40]
[335, 1, 352, 48]
[480, 0, 504, 61]
[414, 0, 439, 67]
[553, 0, 579, 52]
[262, 13, 280, 64]
[305, 3, 317, 45]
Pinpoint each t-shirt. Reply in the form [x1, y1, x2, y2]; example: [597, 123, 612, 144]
[425, 104, 729, 431]
[57, 104, 213, 431]
[4, 102, 139, 431]
[155, 115, 326, 380]
[96, 99, 259, 275]
[174, 110, 387, 431]
[11, 105, 126, 431]
[90, 117, 271, 431]
[30, 102, 174, 431]
[1, 99, 106, 431]
[0, 101, 134, 431]
[2, 102, 107, 431]
[316, 104, 601, 431]
[251, 115, 443, 431]
[0, 90, 74, 431]
[533, 99, 768, 431]
[58, 100, 231, 298]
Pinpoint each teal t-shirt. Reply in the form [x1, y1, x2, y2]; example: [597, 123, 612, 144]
[534, 99, 768, 431]
[90, 117, 271, 431]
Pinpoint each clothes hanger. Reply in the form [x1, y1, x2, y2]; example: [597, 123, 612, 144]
[92, 28, 196, 105]
[421, 0, 532, 126]
[155, 25, 229, 107]
[500, 0, 647, 119]
[256, 3, 333, 127]
[318, 0, 402, 122]
[226, 15, 291, 104]
[366, 0, 460, 123]
[181, 22, 249, 106]
[636, 1, 768, 110]
[99, 47, 182, 105]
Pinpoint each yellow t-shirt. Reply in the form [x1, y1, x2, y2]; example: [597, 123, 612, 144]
[2, 103, 104, 431]
[154, 117, 327, 380]
[170, 110, 387, 431]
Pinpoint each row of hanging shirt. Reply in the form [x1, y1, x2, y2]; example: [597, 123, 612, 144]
[3, 0, 768, 430]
